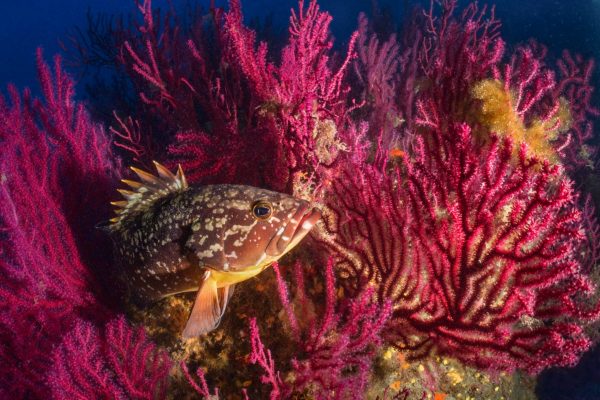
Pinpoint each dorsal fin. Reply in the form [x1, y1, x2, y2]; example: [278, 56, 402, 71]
[108, 161, 188, 229]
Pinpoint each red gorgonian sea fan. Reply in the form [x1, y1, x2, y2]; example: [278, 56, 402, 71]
[318, 122, 600, 374]
[49, 317, 171, 400]
[355, 0, 598, 173]
[0, 51, 114, 397]
[94, 0, 358, 193]
[182, 259, 392, 400]
[321, 0, 600, 374]
[245, 260, 391, 400]
[0, 51, 171, 398]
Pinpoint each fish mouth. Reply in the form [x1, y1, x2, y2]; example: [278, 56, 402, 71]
[266, 203, 322, 257]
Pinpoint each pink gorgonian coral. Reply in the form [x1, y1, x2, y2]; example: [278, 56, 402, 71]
[246, 261, 391, 400]
[49, 317, 171, 400]
[98, 0, 358, 193]
[322, 0, 600, 374]
[355, 0, 598, 172]
[0, 51, 172, 398]
[179, 259, 391, 400]
[0, 50, 115, 398]
[318, 122, 600, 373]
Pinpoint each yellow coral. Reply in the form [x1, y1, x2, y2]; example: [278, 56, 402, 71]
[447, 368, 463, 385]
[471, 79, 572, 163]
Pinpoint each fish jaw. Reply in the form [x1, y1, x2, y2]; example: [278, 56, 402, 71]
[282, 206, 321, 255]
[265, 204, 321, 259]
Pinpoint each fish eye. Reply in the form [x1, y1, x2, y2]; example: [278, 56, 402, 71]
[252, 201, 272, 220]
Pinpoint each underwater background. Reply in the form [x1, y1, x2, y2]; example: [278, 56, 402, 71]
[2, 0, 600, 399]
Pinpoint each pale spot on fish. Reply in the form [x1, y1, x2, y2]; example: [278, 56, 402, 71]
[226, 251, 238, 260]
[196, 243, 223, 259]
[256, 252, 267, 265]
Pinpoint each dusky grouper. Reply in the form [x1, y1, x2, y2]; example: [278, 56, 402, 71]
[106, 162, 321, 337]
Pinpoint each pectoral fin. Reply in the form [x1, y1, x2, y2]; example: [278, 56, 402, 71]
[219, 283, 235, 319]
[182, 271, 236, 338]
[182, 272, 219, 338]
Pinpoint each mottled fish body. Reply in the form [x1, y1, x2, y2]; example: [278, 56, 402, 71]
[106, 162, 320, 337]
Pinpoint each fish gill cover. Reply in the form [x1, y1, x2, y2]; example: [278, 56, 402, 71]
[1, 0, 600, 399]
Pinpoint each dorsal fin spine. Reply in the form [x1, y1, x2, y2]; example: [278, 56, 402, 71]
[109, 162, 188, 229]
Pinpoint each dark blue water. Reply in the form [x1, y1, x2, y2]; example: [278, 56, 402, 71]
[2, 1, 598, 96]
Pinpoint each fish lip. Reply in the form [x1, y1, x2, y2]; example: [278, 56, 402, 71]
[265, 204, 321, 257]
[284, 206, 321, 249]
[297, 207, 321, 233]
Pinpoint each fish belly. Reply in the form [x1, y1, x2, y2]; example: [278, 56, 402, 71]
[210, 264, 270, 287]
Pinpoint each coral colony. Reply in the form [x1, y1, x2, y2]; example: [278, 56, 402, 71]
[1, 0, 600, 398]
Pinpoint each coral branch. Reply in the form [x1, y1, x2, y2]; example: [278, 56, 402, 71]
[0, 50, 119, 397]
[181, 362, 220, 399]
[318, 123, 600, 373]
[271, 260, 392, 398]
[249, 318, 283, 400]
[579, 194, 600, 274]
[49, 317, 171, 400]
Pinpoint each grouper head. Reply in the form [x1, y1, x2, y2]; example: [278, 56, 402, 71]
[186, 185, 322, 273]
[181, 185, 321, 337]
